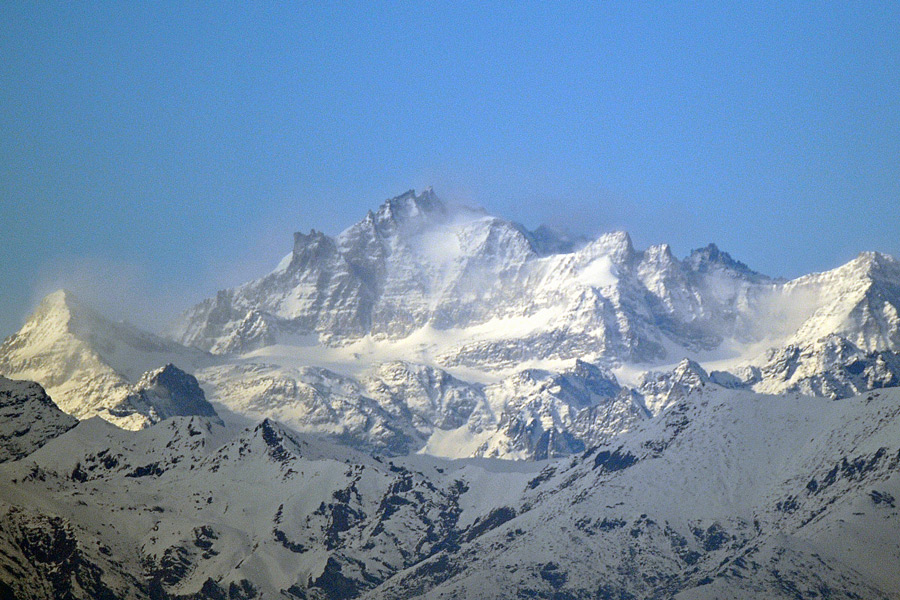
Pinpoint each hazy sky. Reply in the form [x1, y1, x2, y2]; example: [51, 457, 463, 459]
[2, 2, 899, 337]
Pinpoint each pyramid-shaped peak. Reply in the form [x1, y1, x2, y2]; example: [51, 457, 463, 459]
[19, 289, 89, 334]
[33, 289, 82, 317]
[589, 231, 636, 264]
[643, 243, 677, 263]
[255, 417, 294, 443]
[601, 230, 634, 248]
[673, 358, 710, 381]
[20, 289, 127, 340]
[293, 228, 332, 245]
[253, 418, 306, 461]
[40, 288, 76, 307]
[851, 250, 899, 274]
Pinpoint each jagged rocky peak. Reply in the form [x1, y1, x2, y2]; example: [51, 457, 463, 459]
[564, 359, 621, 398]
[642, 242, 677, 264]
[172, 187, 900, 395]
[637, 243, 693, 301]
[247, 417, 307, 463]
[0, 376, 77, 462]
[742, 333, 900, 399]
[108, 363, 221, 428]
[291, 228, 337, 264]
[645, 357, 711, 390]
[374, 187, 446, 226]
[637, 358, 711, 416]
[334, 187, 453, 245]
[134, 364, 219, 419]
[684, 242, 766, 280]
[672, 357, 711, 382]
[199, 417, 303, 472]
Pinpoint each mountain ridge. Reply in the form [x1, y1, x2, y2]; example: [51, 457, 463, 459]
[4, 189, 900, 460]
[1, 375, 898, 598]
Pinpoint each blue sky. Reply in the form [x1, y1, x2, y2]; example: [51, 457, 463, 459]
[2, 2, 899, 336]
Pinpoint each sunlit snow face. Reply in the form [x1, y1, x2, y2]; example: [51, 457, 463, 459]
[408, 210, 492, 265]
[577, 255, 618, 289]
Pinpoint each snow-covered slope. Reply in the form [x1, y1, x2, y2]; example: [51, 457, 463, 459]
[779, 251, 900, 353]
[1, 382, 898, 598]
[739, 333, 900, 398]
[0, 376, 77, 463]
[0, 409, 538, 599]
[0, 291, 218, 429]
[173, 190, 776, 370]
[170, 189, 900, 399]
[372, 386, 900, 600]
[197, 358, 643, 461]
[6, 190, 900, 458]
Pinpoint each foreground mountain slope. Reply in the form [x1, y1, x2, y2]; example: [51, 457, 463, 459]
[0, 410, 538, 599]
[1, 374, 898, 599]
[0, 376, 77, 463]
[370, 386, 900, 600]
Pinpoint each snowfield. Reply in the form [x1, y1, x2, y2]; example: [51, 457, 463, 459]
[0, 379, 898, 598]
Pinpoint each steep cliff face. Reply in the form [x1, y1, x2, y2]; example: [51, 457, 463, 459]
[172, 190, 780, 368]
[171, 191, 900, 392]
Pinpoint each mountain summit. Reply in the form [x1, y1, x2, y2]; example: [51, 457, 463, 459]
[173, 190, 782, 367]
[0, 290, 215, 429]
[171, 190, 900, 379]
[5, 190, 900, 458]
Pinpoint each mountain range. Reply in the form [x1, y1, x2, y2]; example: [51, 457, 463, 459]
[0, 370, 898, 598]
[2, 189, 900, 598]
[3, 189, 900, 459]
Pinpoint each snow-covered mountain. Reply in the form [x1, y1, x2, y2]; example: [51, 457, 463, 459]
[4, 184, 900, 597]
[375, 385, 900, 600]
[1, 375, 898, 598]
[0, 376, 77, 463]
[171, 189, 900, 385]
[197, 359, 641, 461]
[173, 189, 777, 369]
[0, 290, 217, 429]
[4, 190, 900, 460]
